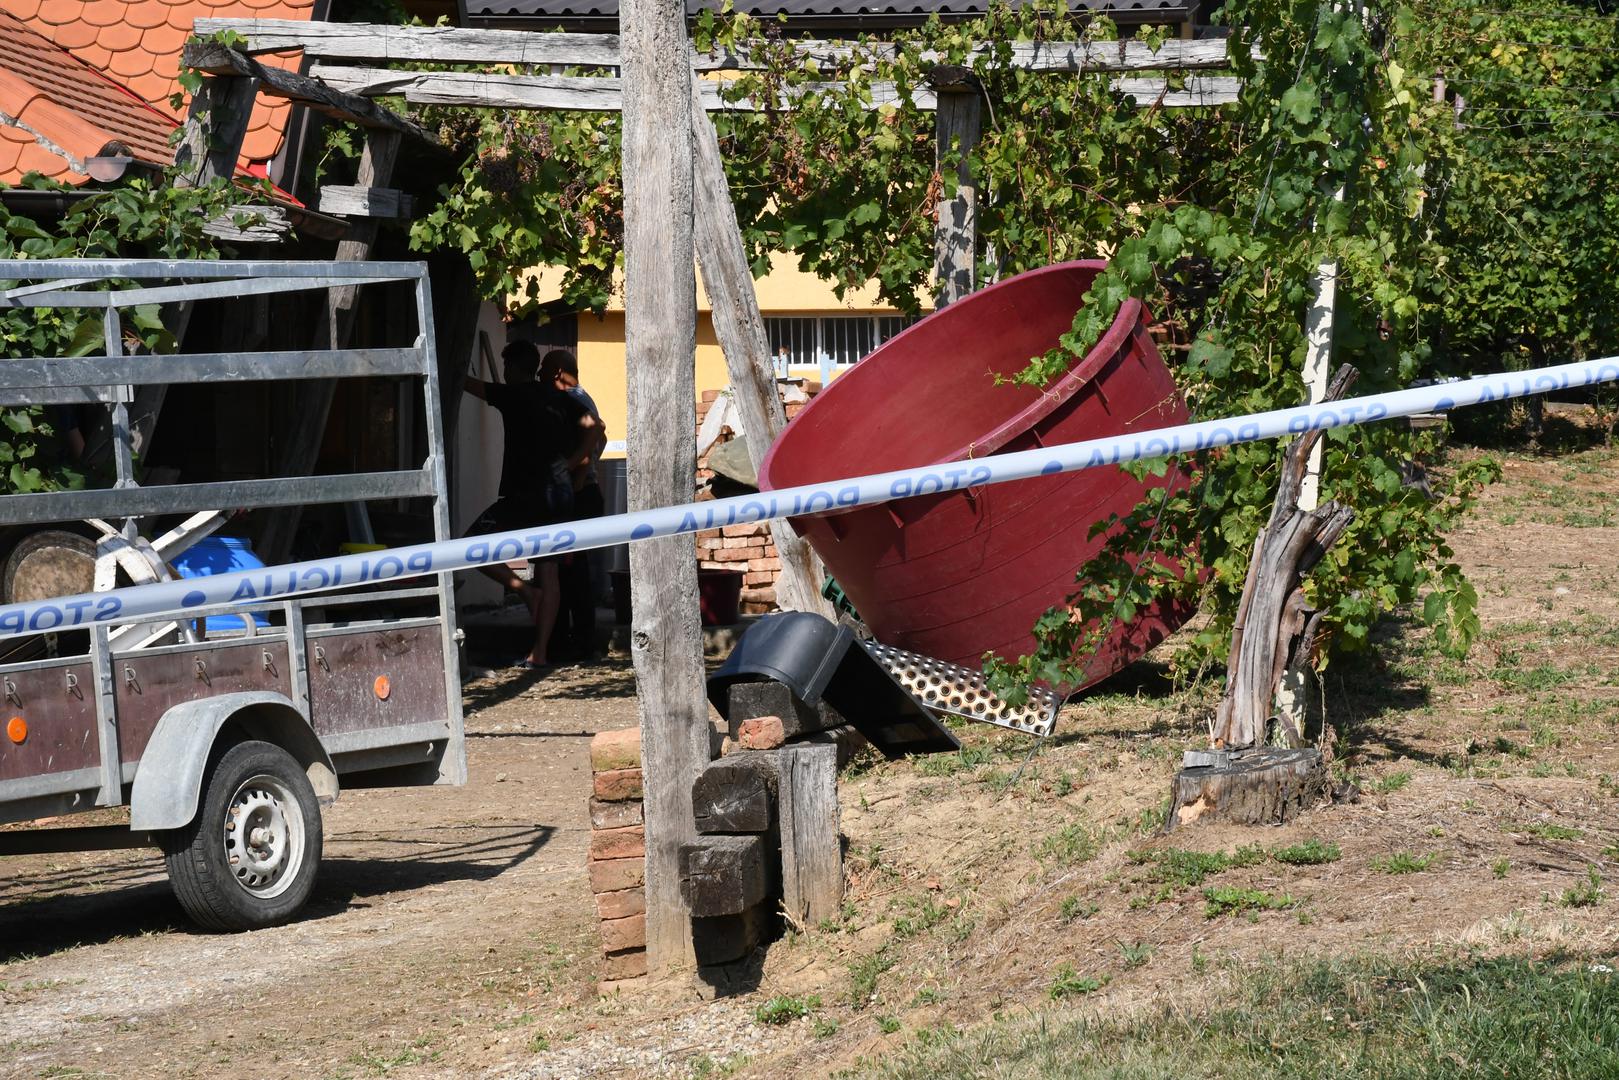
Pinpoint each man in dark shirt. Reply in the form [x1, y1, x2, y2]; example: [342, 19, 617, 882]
[464, 341, 598, 669]
[542, 348, 608, 661]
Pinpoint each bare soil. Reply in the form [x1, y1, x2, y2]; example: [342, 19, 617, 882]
[5, 422, 1619, 1080]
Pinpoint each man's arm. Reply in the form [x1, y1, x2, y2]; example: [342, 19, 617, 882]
[463, 376, 489, 402]
[563, 413, 600, 470]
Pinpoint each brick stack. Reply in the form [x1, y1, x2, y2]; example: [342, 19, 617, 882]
[693, 383, 818, 616]
[589, 727, 647, 992]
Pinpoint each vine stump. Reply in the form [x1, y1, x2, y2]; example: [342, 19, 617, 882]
[1167, 749, 1329, 830]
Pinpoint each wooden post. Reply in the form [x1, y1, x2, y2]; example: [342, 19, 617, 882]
[689, 70, 835, 619]
[257, 129, 402, 564]
[777, 743, 842, 927]
[929, 66, 982, 307]
[621, 0, 707, 974]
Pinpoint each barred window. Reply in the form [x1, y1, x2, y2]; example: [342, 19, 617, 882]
[765, 315, 920, 374]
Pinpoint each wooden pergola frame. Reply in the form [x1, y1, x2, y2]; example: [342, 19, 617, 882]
[183, 14, 1244, 974]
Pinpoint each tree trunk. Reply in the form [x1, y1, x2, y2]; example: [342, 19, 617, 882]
[1168, 748, 1329, 830]
[1211, 365, 1358, 750]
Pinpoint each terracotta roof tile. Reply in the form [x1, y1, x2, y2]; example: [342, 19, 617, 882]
[1, 1, 315, 169]
[0, 9, 176, 182]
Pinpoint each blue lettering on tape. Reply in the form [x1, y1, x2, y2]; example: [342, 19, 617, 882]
[375, 556, 405, 579]
[183, 590, 207, 607]
[0, 610, 21, 635]
[94, 597, 120, 621]
[28, 607, 62, 631]
[969, 465, 992, 486]
[1042, 460, 1063, 475]
[631, 524, 654, 540]
[837, 485, 860, 507]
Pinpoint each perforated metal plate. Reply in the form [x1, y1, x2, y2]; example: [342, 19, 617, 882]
[860, 640, 1059, 737]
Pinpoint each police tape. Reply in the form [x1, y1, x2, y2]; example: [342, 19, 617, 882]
[2, 355, 1615, 641]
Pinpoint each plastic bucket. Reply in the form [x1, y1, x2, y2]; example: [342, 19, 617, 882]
[169, 536, 273, 633]
[758, 261, 1197, 686]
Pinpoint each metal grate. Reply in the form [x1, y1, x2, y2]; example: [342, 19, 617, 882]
[861, 639, 1059, 737]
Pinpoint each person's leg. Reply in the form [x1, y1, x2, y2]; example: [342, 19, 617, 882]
[526, 559, 561, 666]
[564, 483, 605, 658]
[471, 500, 540, 615]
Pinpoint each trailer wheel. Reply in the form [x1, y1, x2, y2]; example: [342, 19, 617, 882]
[161, 740, 323, 931]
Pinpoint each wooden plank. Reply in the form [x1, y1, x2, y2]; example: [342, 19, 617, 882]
[311, 66, 934, 112]
[692, 751, 780, 834]
[197, 19, 1240, 73]
[679, 835, 768, 917]
[689, 70, 834, 619]
[621, 0, 706, 976]
[777, 743, 841, 927]
[181, 43, 435, 143]
[311, 64, 1235, 113]
[203, 203, 293, 242]
[316, 185, 415, 219]
[931, 68, 981, 307]
[725, 680, 835, 740]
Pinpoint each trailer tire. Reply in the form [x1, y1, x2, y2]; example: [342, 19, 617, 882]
[161, 740, 323, 931]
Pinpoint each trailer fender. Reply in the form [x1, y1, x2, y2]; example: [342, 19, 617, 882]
[129, 692, 338, 831]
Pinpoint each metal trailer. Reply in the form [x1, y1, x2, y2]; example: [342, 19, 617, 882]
[0, 260, 465, 930]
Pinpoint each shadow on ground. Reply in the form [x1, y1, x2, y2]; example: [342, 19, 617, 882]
[0, 824, 553, 963]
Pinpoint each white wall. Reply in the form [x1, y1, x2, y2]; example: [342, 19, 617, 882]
[453, 303, 509, 611]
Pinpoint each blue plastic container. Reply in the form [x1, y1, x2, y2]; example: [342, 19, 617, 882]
[169, 536, 272, 633]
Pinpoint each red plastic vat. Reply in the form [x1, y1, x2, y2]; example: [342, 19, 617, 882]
[758, 261, 1197, 688]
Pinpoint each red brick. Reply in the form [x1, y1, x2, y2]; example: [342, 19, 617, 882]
[593, 768, 643, 801]
[743, 571, 774, 586]
[739, 587, 774, 603]
[696, 529, 722, 542]
[602, 948, 648, 980]
[595, 887, 646, 921]
[600, 914, 646, 953]
[589, 797, 643, 830]
[702, 389, 719, 402]
[748, 557, 782, 572]
[737, 715, 786, 750]
[590, 825, 645, 861]
[709, 549, 752, 563]
[589, 856, 645, 894]
[721, 524, 759, 538]
[590, 728, 641, 772]
[721, 536, 754, 549]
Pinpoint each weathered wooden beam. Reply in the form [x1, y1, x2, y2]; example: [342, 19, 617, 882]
[197, 18, 1242, 73]
[778, 743, 841, 927]
[173, 74, 258, 188]
[726, 680, 837, 740]
[930, 66, 981, 307]
[181, 43, 436, 143]
[689, 69, 834, 619]
[311, 66, 935, 112]
[203, 203, 293, 242]
[622, 0, 706, 975]
[679, 835, 769, 917]
[1111, 75, 1243, 108]
[692, 751, 781, 834]
[317, 185, 415, 219]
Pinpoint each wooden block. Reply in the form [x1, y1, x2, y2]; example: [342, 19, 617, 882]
[589, 856, 645, 894]
[679, 834, 769, 917]
[691, 904, 769, 966]
[600, 913, 647, 953]
[793, 725, 870, 769]
[317, 184, 415, 218]
[727, 680, 830, 740]
[602, 948, 648, 980]
[779, 743, 843, 927]
[737, 716, 786, 750]
[589, 797, 643, 830]
[593, 768, 643, 801]
[590, 825, 646, 861]
[595, 887, 646, 921]
[692, 751, 781, 833]
[590, 728, 642, 772]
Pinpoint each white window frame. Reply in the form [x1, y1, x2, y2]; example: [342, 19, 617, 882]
[765, 314, 919, 380]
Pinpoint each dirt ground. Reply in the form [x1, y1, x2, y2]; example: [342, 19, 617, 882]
[5, 416, 1619, 1079]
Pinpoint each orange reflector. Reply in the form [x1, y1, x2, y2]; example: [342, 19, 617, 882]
[6, 716, 25, 744]
[373, 675, 391, 701]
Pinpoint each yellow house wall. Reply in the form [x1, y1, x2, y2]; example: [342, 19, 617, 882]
[542, 254, 932, 459]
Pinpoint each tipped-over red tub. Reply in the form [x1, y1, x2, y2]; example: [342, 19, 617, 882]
[758, 261, 1198, 691]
